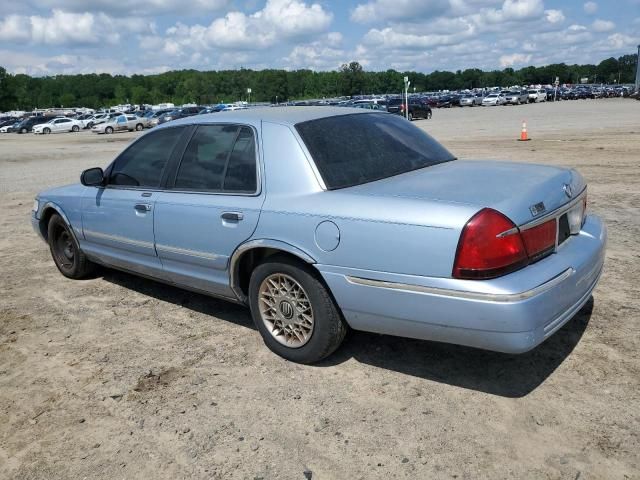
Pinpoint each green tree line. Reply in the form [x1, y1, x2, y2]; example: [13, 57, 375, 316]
[0, 53, 636, 111]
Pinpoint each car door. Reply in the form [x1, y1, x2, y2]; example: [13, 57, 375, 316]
[81, 126, 188, 278]
[57, 118, 72, 132]
[114, 115, 127, 132]
[154, 123, 264, 298]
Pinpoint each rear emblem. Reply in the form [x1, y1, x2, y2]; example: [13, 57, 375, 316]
[530, 202, 546, 217]
[563, 183, 573, 198]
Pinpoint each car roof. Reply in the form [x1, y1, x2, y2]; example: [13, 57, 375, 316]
[163, 106, 375, 130]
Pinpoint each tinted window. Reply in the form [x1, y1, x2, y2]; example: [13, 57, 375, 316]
[110, 127, 184, 187]
[174, 125, 257, 193]
[224, 127, 257, 193]
[296, 113, 455, 189]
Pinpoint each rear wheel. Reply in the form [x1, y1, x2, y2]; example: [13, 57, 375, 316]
[248, 255, 347, 363]
[20, 128, 27, 134]
[47, 214, 95, 279]
[135, 123, 143, 131]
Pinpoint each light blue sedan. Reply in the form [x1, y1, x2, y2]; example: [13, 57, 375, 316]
[31, 107, 606, 363]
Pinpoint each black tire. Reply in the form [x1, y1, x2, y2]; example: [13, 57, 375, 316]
[427, 110, 432, 119]
[43, 128, 51, 134]
[248, 255, 347, 364]
[47, 213, 94, 279]
[20, 128, 27, 134]
[87, 122, 93, 129]
[72, 125, 79, 132]
[408, 112, 413, 121]
[135, 123, 143, 131]
[105, 126, 113, 134]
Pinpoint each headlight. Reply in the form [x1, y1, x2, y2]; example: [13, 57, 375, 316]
[33, 199, 39, 212]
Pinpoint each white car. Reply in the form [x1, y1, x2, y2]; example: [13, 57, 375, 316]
[481, 93, 506, 106]
[91, 114, 145, 134]
[33, 117, 83, 134]
[528, 89, 547, 103]
[222, 105, 248, 111]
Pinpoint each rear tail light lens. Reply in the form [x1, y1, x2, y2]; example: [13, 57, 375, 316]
[453, 209, 528, 279]
[520, 219, 557, 261]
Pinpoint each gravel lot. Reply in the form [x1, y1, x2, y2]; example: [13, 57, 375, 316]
[1, 99, 638, 479]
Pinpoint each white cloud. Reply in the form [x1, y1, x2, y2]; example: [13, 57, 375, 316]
[583, 1, 597, 14]
[162, 0, 332, 51]
[0, 9, 152, 45]
[21, 0, 230, 16]
[592, 19, 615, 32]
[499, 52, 531, 66]
[544, 9, 565, 24]
[351, 0, 450, 24]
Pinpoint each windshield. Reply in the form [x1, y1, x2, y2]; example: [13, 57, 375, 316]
[295, 113, 455, 190]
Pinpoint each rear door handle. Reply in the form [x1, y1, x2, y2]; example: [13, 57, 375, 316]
[134, 203, 152, 212]
[221, 212, 243, 221]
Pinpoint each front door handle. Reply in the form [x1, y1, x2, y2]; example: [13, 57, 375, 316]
[134, 203, 152, 212]
[221, 212, 243, 221]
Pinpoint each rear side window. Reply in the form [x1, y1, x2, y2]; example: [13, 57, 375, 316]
[296, 113, 455, 189]
[173, 125, 257, 193]
[110, 127, 185, 187]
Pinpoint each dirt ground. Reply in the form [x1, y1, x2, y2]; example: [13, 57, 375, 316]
[0, 99, 638, 479]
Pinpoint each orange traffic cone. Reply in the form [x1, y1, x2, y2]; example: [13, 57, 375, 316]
[518, 120, 530, 141]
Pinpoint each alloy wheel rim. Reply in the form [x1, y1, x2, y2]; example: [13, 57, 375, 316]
[258, 273, 314, 348]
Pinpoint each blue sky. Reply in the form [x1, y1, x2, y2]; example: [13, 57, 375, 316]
[0, 0, 638, 75]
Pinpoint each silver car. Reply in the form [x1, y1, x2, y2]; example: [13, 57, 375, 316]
[31, 108, 606, 363]
[504, 91, 529, 105]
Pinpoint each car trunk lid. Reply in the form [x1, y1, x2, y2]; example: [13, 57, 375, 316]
[346, 160, 584, 227]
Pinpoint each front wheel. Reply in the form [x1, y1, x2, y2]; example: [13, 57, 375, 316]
[47, 214, 95, 279]
[20, 128, 27, 134]
[135, 123, 143, 131]
[72, 125, 79, 132]
[43, 128, 51, 134]
[248, 256, 347, 363]
[105, 126, 113, 134]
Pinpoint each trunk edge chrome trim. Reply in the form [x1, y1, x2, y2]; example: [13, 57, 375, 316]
[520, 188, 586, 231]
[345, 267, 575, 303]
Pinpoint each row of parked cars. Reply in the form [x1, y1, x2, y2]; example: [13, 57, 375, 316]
[0, 102, 251, 136]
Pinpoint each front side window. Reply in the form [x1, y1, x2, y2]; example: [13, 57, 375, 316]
[173, 125, 257, 193]
[109, 127, 185, 187]
[296, 113, 455, 189]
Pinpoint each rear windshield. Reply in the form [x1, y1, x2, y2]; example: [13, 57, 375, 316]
[296, 113, 455, 189]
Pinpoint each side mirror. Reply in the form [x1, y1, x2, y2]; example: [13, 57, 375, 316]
[81, 167, 105, 187]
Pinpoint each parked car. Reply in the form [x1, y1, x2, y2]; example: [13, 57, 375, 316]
[503, 91, 529, 105]
[33, 117, 83, 134]
[158, 106, 204, 125]
[14, 116, 50, 134]
[459, 95, 478, 107]
[528, 89, 547, 103]
[31, 107, 606, 363]
[0, 121, 21, 133]
[91, 114, 145, 134]
[148, 109, 175, 127]
[481, 93, 506, 106]
[386, 98, 432, 120]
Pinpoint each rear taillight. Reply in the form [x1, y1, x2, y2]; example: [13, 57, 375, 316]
[453, 208, 560, 280]
[520, 219, 557, 261]
[453, 209, 528, 279]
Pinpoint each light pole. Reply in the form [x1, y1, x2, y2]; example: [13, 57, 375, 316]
[403, 76, 410, 120]
[275, 95, 278, 105]
[247, 87, 252, 104]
